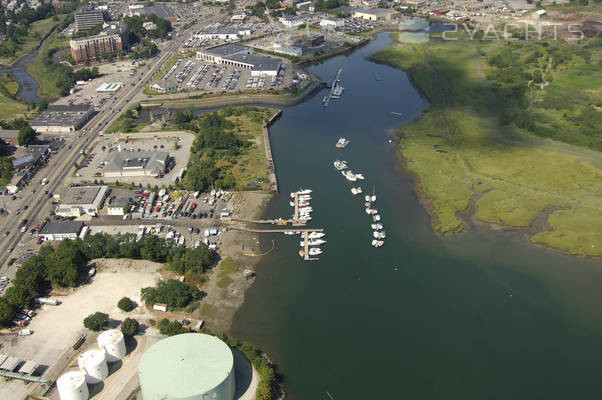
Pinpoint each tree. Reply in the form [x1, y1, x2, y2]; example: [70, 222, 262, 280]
[83, 312, 109, 331]
[121, 317, 139, 336]
[45, 239, 87, 287]
[17, 126, 36, 146]
[141, 280, 201, 309]
[0, 298, 17, 327]
[117, 297, 135, 312]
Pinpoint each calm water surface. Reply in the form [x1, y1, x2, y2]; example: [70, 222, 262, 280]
[230, 33, 602, 400]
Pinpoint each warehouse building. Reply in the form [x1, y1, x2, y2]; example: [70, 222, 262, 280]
[138, 333, 236, 400]
[100, 150, 172, 178]
[38, 221, 87, 241]
[70, 22, 127, 64]
[29, 104, 96, 134]
[75, 7, 105, 32]
[320, 18, 345, 29]
[194, 26, 252, 41]
[55, 185, 109, 217]
[353, 8, 400, 21]
[278, 12, 327, 27]
[197, 44, 281, 76]
[129, 5, 177, 23]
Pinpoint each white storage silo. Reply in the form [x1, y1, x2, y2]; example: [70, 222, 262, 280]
[57, 371, 89, 400]
[78, 349, 109, 384]
[97, 329, 126, 362]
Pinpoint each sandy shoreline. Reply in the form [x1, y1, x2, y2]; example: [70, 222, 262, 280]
[200, 191, 274, 334]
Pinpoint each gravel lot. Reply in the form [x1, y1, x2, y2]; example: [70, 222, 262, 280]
[0, 259, 162, 400]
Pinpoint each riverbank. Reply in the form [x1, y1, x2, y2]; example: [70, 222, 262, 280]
[370, 35, 602, 258]
[200, 191, 273, 333]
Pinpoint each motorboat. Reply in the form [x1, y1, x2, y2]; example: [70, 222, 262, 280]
[371, 223, 383, 230]
[336, 138, 350, 148]
[355, 173, 365, 180]
[372, 240, 384, 248]
[373, 214, 381, 222]
[342, 170, 357, 182]
[334, 160, 348, 170]
[365, 195, 371, 202]
[298, 249, 305, 258]
[351, 187, 363, 195]
[284, 231, 297, 235]
[300, 239, 326, 246]
[366, 208, 374, 215]
[309, 248, 323, 256]
[373, 231, 386, 239]
[308, 232, 325, 239]
[298, 189, 312, 195]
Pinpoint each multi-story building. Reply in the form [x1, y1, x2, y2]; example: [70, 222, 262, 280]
[70, 22, 127, 64]
[75, 8, 105, 32]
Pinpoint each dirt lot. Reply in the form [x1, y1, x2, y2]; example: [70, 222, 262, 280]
[0, 259, 162, 400]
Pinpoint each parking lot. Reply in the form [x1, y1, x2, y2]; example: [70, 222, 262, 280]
[156, 54, 292, 93]
[70, 131, 194, 187]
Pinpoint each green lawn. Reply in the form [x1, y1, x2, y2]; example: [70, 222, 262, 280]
[370, 35, 602, 257]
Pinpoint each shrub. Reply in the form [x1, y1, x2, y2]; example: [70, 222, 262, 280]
[83, 312, 109, 331]
[121, 317, 139, 336]
[117, 297, 135, 312]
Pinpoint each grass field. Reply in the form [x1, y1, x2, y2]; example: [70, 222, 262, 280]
[0, 73, 33, 121]
[370, 34, 602, 257]
[223, 108, 276, 191]
[26, 29, 70, 100]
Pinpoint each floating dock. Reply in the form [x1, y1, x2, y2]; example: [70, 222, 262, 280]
[323, 68, 343, 108]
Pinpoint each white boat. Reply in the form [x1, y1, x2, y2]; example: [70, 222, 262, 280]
[373, 231, 386, 239]
[334, 160, 348, 170]
[342, 170, 357, 182]
[370, 209, 378, 215]
[366, 208, 373, 215]
[371, 224, 379, 230]
[298, 189, 312, 195]
[309, 248, 323, 256]
[355, 173, 365, 180]
[373, 214, 381, 222]
[299, 249, 305, 258]
[308, 232, 325, 239]
[299, 216, 312, 221]
[365, 195, 371, 202]
[300, 207, 313, 212]
[371, 223, 383, 230]
[284, 231, 297, 235]
[300, 239, 326, 246]
[298, 195, 312, 200]
[336, 138, 350, 148]
[372, 240, 384, 248]
[351, 187, 363, 195]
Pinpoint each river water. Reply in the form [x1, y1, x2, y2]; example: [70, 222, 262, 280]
[0, 42, 45, 104]
[230, 33, 602, 400]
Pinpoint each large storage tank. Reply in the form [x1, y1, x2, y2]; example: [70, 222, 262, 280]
[57, 371, 89, 400]
[78, 349, 109, 384]
[97, 329, 126, 362]
[138, 333, 236, 400]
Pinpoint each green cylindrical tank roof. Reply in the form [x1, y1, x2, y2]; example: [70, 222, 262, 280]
[138, 333, 234, 399]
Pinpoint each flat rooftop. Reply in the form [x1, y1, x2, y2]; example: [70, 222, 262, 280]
[30, 105, 93, 128]
[62, 185, 106, 205]
[39, 221, 84, 235]
[229, 54, 281, 71]
[205, 43, 250, 57]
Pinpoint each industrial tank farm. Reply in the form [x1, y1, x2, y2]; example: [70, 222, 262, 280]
[138, 333, 236, 400]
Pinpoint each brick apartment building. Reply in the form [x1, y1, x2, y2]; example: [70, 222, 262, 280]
[70, 22, 127, 64]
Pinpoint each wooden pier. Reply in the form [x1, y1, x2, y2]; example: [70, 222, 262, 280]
[323, 68, 343, 108]
[230, 217, 307, 226]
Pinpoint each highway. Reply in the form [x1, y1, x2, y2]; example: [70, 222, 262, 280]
[0, 17, 218, 277]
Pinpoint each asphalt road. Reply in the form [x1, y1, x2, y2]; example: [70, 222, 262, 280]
[0, 17, 220, 278]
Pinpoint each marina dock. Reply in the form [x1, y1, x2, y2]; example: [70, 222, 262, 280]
[230, 217, 307, 226]
[230, 227, 323, 261]
[323, 68, 343, 108]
